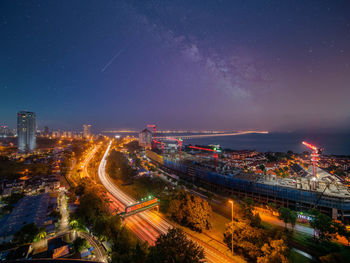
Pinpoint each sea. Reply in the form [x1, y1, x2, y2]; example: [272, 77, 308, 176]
[108, 131, 350, 156]
[182, 132, 350, 156]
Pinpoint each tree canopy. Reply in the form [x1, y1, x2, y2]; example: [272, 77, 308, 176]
[167, 190, 212, 232]
[278, 207, 297, 231]
[147, 228, 204, 263]
[107, 149, 136, 182]
[73, 237, 89, 253]
[257, 239, 288, 263]
[13, 223, 39, 244]
[309, 209, 335, 241]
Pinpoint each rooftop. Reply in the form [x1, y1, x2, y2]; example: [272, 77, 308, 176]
[260, 167, 350, 198]
[0, 193, 50, 237]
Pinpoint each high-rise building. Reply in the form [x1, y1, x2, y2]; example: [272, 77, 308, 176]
[0, 126, 11, 137]
[83, 124, 91, 139]
[17, 111, 36, 152]
[138, 128, 153, 148]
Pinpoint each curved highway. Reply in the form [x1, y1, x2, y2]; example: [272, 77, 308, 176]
[98, 141, 236, 263]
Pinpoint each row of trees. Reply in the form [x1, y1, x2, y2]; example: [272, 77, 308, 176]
[107, 149, 136, 182]
[223, 198, 289, 262]
[125, 141, 141, 153]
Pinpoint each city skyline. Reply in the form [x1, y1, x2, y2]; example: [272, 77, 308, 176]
[1, 2, 350, 262]
[1, 1, 350, 132]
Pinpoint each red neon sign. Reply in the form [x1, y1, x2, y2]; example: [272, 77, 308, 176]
[189, 145, 216, 152]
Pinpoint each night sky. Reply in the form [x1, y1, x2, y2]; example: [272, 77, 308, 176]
[1, 0, 349, 132]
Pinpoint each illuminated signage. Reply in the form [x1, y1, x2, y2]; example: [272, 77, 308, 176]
[297, 212, 313, 222]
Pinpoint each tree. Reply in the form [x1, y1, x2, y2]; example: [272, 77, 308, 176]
[147, 228, 204, 263]
[331, 222, 350, 246]
[34, 228, 47, 242]
[289, 210, 298, 232]
[224, 221, 265, 261]
[103, 215, 122, 240]
[73, 237, 89, 253]
[13, 223, 39, 244]
[69, 219, 86, 231]
[257, 239, 288, 263]
[278, 207, 291, 229]
[167, 191, 212, 232]
[93, 215, 110, 238]
[309, 211, 334, 241]
[125, 141, 141, 153]
[107, 149, 137, 182]
[319, 253, 346, 263]
[267, 202, 277, 213]
[131, 242, 148, 263]
[240, 198, 261, 227]
[75, 189, 109, 226]
[111, 227, 138, 262]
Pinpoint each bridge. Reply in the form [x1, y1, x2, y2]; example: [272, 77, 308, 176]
[118, 197, 159, 218]
[154, 130, 268, 140]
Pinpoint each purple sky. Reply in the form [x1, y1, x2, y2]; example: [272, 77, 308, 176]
[1, 0, 350, 132]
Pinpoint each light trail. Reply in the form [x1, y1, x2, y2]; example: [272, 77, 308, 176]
[98, 141, 237, 263]
[81, 145, 100, 180]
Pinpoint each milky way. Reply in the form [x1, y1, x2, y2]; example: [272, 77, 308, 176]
[0, 0, 349, 132]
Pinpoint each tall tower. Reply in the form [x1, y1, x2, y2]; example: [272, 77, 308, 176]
[17, 111, 36, 152]
[83, 124, 91, 139]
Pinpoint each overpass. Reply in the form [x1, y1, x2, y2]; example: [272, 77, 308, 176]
[118, 197, 159, 218]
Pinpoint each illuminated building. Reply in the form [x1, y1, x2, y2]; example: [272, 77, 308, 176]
[83, 124, 91, 138]
[146, 150, 350, 223]
[17, 111, 36, 152]
[0, 126, 11, 137]
[138, 128, 152, 148]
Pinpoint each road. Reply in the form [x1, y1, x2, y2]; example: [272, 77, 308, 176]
[58, 192, 69, 232]
[257, 212, 314, 235]
[98, 141, 237, 263]
[81, 144, 101, 181]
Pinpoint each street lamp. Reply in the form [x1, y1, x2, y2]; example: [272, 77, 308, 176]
[228, 200, 234, 254]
